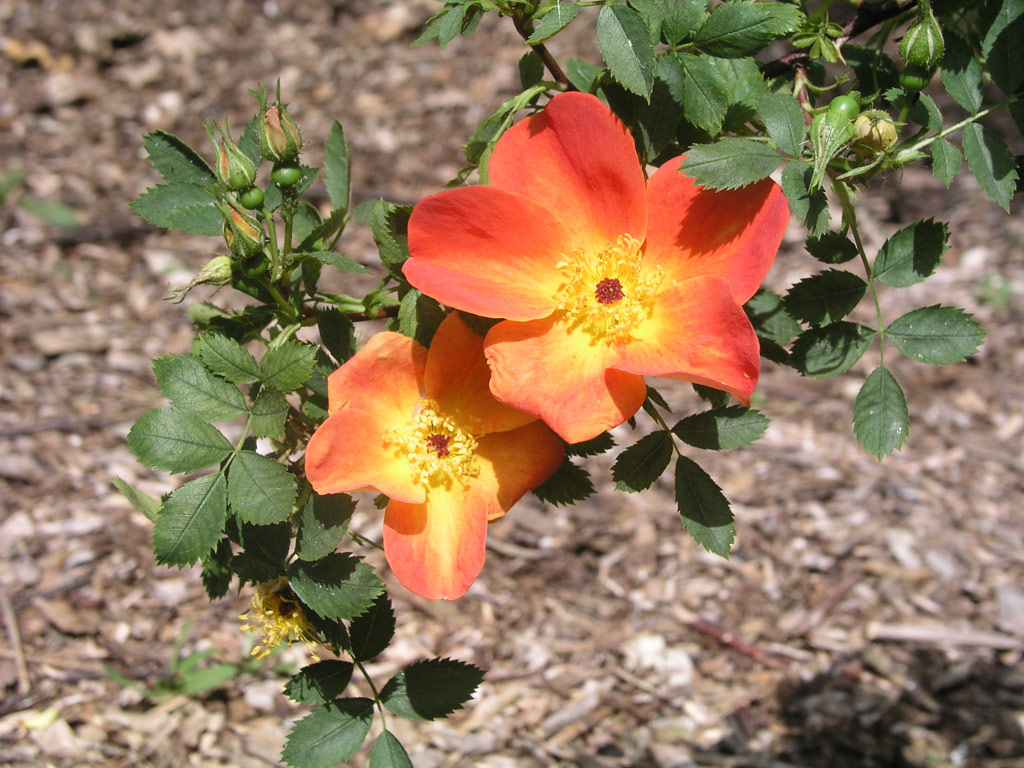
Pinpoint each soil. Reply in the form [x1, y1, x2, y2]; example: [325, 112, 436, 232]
[2, 2, 1024, 767]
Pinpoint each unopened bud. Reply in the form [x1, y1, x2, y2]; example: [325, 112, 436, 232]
[260, 105, 303, 162]
[168, 254, 233, 303]
[207, 121, 257, 191]
[853, 111, 899, 152]
[218, 201, 263, 257]
[899, 4, 944, 69]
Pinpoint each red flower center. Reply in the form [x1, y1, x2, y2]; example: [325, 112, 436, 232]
[595, 277, 624, 305]
[425, 433, 450, 457]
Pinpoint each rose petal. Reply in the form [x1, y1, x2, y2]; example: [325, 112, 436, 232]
[327, 332, 425, 420]
[643, 160, 789, 304]
[475, 421, 565, 521]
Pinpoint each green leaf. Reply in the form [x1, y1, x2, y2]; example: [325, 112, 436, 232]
[677, 53, 729, 134]
[531, 457, 594, 506]
[805, 231, 858, 265]
[791, 322, 876, 378]
[348, 593, 395, 663]
[143, 131, 216, 186]
[282, 698, 374, 768]
[114, 477, 161, 523]
[612, 431, 674, 493]
[597, 4, 655, 99]
[780, 160, 829, 237]
[128, 407, 233, 474]
[885, 305, 986, 364]
[200, 538, 233, 599]
[673, 406, 769, 450]
[566, 432, 616, 458]
[233, 521, 289, 584]
[130, 183, 221, 236]
[260, 342, 317, 393]
[757, 91, 806, 156]
[694, 1, 802, 58]
[369, 731, 413, 768]
[324, 120, 351, 215]
[381, 659, 485, 722]
[633, 58, 685, 157]
[371, 201, 413, 276]
[293, 251, 368, 274]
[873, 219, 949, 287]
[284, 660, 355, 705]
[528, 3, 580, 43]
[843, 45, 899, 97]
[317, 308, 356, 366]
[153, 354, 248, 421]
[744, 288, 802, 345]
[288, 553, 384, 622]
[153, 472, 227, 566]
[693, 383, 730, 408]
[962, 122, 1018, 213]
[296, 493, 354, 562]
[853, 365, 909, 459]
[981, 0, 1024, 95]
[179, 663, 240, 696]
[940, 32, 983, 113]
[227, 451, 297, 525]
[907, 92, 943, 132]
[250, 386, 289, 439]
[565, 58, 603, 92]
[679, 138, 780, 191]
[783, 269, 867, 327]
[674, 456, 735, 558]
[193, 335, 261, 385]
[397, 289, 445, 348]
[931, 137, 963, 188]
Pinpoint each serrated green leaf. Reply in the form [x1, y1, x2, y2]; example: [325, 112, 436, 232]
[260, 342, 317, 393]
[114, 476, 161, 522]
[791, 322, 876, 378]
[369, 731, 413, 768]
[940, 32, 983, 113]
[250, 386, 289, 439]
[673, 406, 769, 450]
[193, 335, 261, 385]
[227, 451, 297, 525]
[528, 3, 580, 43]
[853, 365, 909, 459]
[679, 138, 780, 191]
[317, 308, 356, 366]
[128, 407, 233, 474]
[981, 0, 1024, 95]
[324, 120, 351, 215]
[531, 457, 594, 506]
[200, 538, 233, 599]
[780, 161, 829, 237]
[130, 183, 221, 236]
[758, 91, 806, 157]
[885, 305, 986, 364]
[873, 219, 949, 287]
[612, 431, 674, 493]
[397, 289, 445, 348]
[153, 472, 227, 566]
[907, 92, 942, 132]
[143, 131, 216, 186]
[371, 201, 413, 276]
[293, 251, 367, 274]
[296, 493, 354, 562]
[233, 521, 289, 584]
[674, 456, 735, 558]
[598, 4, 655, 99]
[694, 1, 802, 58]
[381, 659, 485, 722]
[931, 138, 963, 188]
[783, 269, 867, 327]
[565, 57, 603, 92]
[281, 698, 374, 768]
[678, 53, 729, 134]
[288, 553, 384, 622]
[962, 122, 1018, 213]
[843, 44, 900, 97]
[693, 383, 730, 408]
[153, 354, 248, 421]
[349, 593, 395, 663]
[744, 288, 802, 346]
[633, 58, 685, 157]
[805, 231, 858, 265]
[565, 432, 616, 458]
[284, 660, 355, 705]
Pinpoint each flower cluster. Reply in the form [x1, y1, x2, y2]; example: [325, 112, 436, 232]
[308, 92, 788, 599]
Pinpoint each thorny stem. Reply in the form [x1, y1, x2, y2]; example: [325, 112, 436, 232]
[511, 12, 570, 87]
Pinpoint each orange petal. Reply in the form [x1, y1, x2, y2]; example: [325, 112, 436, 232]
[475, 421, 565, 521]
[643, 159, 789, 304]
[305, 409, 425, 503]
[613, 278, 760, 405]
[425, 313, 537, 435]
[383, 485, 487, 600]
[488, 92, 647, 256]
[484, 316, 647, 443]
[327, 332, 425, 421]
[405, 186, 569, 321]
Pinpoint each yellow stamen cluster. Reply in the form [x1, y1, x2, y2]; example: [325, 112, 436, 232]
[385, 399, 479, 488]
[555, 234, 662, 344]
[239, 578, 321, 661]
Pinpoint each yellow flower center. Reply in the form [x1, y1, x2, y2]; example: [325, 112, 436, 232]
[385, 399, 479, 489]
[554, 234, 662, 344]
[239, 578, 321, 661]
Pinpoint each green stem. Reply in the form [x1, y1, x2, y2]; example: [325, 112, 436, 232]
[348, 529, 384, 553]
[258, 275, 298, 322]
[355, 659, 389, 727]
[903, 95, 1018, 156]
[833, 179, 885, 364]
[262, 207, 280, 268]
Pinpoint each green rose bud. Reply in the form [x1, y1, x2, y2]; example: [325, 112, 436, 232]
[218, 201, 263, 258]
[168, 254, 234, 303]
[899, 2, 944, 69]
[206, 121, 257, 191]
[260, 104, 303, 162]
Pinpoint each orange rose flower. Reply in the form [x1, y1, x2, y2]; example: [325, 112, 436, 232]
[404, 92, 789, 443]
[305, 313, 563, 600]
